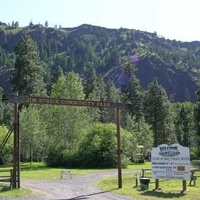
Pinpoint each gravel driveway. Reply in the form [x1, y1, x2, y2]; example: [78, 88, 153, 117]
[7, 170, 137, 200]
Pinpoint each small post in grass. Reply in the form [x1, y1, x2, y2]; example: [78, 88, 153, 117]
[155, 179, 159, 190]
[182, 180, 187, 192]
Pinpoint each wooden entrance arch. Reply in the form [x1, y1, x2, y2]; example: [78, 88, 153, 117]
[2, 95, 130, 189]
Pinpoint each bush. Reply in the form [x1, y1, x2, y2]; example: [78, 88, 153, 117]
[0, 126, 13, 165]
[45, 146, 64, 167]
[62, 150, 79, 167]
[122, 156, 131, 168]
[77, 123, 134, 168]
[190, 148, 200, 160]
[45, 147, 79, 168]
[45, 123, 134, 169]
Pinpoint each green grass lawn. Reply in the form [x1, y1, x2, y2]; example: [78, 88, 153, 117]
[0, 161, 200, 199]
[96, 161, 200, 200]
[0, 162, 113, 180]
[0, 184, 30, 198]
[20, 162, 113, 180]
[97, 174, 200, 200]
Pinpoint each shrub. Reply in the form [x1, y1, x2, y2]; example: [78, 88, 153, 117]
[77, 123, 134, 168]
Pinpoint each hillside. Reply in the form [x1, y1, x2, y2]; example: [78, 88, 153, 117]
[0, 22, 199, 102]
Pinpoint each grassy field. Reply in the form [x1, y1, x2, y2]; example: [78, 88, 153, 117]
[97, 174, 200, 200]
[20, 162, 114, 180]
[0, 161, 199, 199]
[0, 184, 30, 198]
[97, 161, 200, 200]
[0, 162, 113, 180]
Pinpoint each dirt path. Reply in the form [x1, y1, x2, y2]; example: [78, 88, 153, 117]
[8, 170, 137, 200]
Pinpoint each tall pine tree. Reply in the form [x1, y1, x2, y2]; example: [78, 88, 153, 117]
[122, 63, 144, 121]
[144, 78, 175, 146]
[83, 66, 98, 99]
[194, 89, 200, 156]
[11, 35, 46, 96]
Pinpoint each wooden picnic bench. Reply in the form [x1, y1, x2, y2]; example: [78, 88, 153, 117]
[134, 168, 151, 189]
[141, 168, 151, 178]
[134, 167, 200, 191]
[141, 168, 200, 186]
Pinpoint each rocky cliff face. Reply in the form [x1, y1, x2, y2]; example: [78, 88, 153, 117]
[105, 54, 198, 102]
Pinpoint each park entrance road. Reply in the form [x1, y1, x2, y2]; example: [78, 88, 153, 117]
[8, 170, 136, 200]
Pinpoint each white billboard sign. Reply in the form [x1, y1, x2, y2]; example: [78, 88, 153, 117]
[151, 144, 190, 180]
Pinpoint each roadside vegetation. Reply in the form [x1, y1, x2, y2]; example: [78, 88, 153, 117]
[0, 161, 199, 199]
[97, 173, 200, 200]
[97, 160, 200, 200]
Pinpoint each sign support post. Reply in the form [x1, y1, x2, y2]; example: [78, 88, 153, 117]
[155, 179, 159, 190]
[182, 180, 186, 192]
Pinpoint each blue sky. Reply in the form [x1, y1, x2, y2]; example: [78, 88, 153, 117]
[1, 0, 200, 41]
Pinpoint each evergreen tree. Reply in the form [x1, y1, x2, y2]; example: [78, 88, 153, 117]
[173, 102, 195, 147]
[29, 20, 33, 27]
[106, 80, 120, 102]
[14, 21, 19, 28]
[86, 75, 106, 123]
[51, 65, 64, 85]
[11, 35, 46, 96]
[122, 63, 144, 121]
[45, 20, 48, 28]
[184, 88, 191, 102]
[84, 66, 98, 99]
[103, 80, 121, 123]
[194, 89, 200, 156]
[11, 21, 14, 28]
[144, 78, 175, 146]
[96, 75, 107, 123]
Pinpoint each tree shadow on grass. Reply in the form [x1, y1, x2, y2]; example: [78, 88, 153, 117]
[140, 190, 186, 199]
[20, 164, 47, 171]
[0, 184, 10, 192]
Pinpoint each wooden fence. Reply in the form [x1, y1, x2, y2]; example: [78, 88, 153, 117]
[0, 169, 13, 189]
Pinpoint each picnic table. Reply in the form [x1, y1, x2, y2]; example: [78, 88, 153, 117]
[189, 168, 200, 186]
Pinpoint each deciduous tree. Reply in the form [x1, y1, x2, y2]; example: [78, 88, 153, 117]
[45, 72, 92, 166]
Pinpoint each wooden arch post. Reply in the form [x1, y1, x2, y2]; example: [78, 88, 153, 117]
[116, 107, 122, 188]
[2, 95, 130, 189]
[13, 102, 20, 188]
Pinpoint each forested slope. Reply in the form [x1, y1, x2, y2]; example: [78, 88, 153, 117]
[0, 22, 199, 102]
